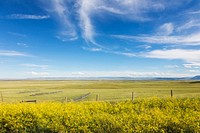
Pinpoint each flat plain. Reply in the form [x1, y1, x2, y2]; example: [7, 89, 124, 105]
[0, 80, 200, 103]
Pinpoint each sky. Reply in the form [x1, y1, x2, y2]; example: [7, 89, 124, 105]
[0, 0, 200, 79]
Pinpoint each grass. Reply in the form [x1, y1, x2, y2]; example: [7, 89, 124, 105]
[0, 80, 200, 103]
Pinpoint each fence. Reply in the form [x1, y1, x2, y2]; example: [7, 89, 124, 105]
[0, 90, 185, 103]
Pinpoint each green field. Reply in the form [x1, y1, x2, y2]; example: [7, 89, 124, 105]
[0, 80, 200, 103]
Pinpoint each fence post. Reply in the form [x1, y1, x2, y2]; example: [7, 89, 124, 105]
[96, 94, 99, 101]
[132, 92, 134, 101]
[171, 90, 173, 98]
[65, 97, 67, 103]
[21, 100, 36, 103]
[1, 92, 3, 102]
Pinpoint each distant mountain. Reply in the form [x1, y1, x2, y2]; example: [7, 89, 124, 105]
[191, 75, 200, 80]
[154, 75, 200, 81]
[1, 75, 200, 81]
[153, 77, 187, 80]
[23, 76, 192, 81]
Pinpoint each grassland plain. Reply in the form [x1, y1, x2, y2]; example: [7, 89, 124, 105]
[0, 80, 200, 102]
[0, 80, 200, 132]
[0, 98, 199, 132]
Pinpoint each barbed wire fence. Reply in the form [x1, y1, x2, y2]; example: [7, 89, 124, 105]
[1, 89, 198, 103]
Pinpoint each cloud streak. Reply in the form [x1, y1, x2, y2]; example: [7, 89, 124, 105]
[21, 64, 48, 69]
[78, 0, 101, 46]
[114, 32, 200, 46]
[113, 16, 200, 46]
[28, 71, 49, 76]
[157, 23, 174, 35]
[0, 50, 28, 57]
[188, 10, 200, 14]
[143, 49, 200, 64]
[7, 14, 50, 19]
[66, 70, 194, 77]
[176, 19, 200, 32]
[83, 46, 136, 57]
[43, 0, 77, 41]
[8, 32, 27, 38]
[183, 63, 200, 68]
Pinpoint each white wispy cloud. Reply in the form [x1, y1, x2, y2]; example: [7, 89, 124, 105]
[188, 10, 200, 14]
[7, 14, 50, 19]
[114, 0, 165, 21]
[82, 47, 102, 52]
[165, 65, 179, 68]
[137, 45, 152, 50]
[144, 45, 152, 49]
[8, 32, 27, 38]
[17, 43, 28, 47]
[83, 46, 135, 57]
[0, 50, 28, 56]
[66, 71, 194, 77]
[183, 63, 200, 68]
[96, 6, 125, 15]
[114, 32, 200, 46]
[21, 64, 48, 69]
[176, 20, 200, 32]
[188, 69, 200, 73]
[71, 72, 85, 76]
[78, 0, 100, 46]
[43, 0, 77, 41]
[28, 71, 49, 76]
[55, 35, 78, 42]
[113, 51, 135, 57]
[157, 23, 174, 35]
[113, 16, 200, 46]
[143, 49, 200, 64]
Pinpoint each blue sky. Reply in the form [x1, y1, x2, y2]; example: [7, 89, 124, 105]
[0, 0, 200, 78]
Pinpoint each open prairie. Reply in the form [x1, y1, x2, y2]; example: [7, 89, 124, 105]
[0, 80, 199, 103]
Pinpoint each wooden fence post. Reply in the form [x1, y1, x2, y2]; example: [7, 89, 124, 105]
[1, 92, 3, 102]
[21, 100, 36, 103]
[132, 92, 134, 101]
[96, 94, 99, 101]
[171, 90, 173, 98]
[65, 97, 67, 103]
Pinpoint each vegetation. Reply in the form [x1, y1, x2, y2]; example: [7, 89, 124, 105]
[0, 81, 199, 132]
[0, 98, 199, 132]
[0, 80, 200, 102]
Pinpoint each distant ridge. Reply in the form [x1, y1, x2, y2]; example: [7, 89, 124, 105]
[1, 75, 200, 81]
[24, 75, 200, 80]
[154, 75, 200, 80]
[153, 77, 188, 80]
[191, 75, 200, 80]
